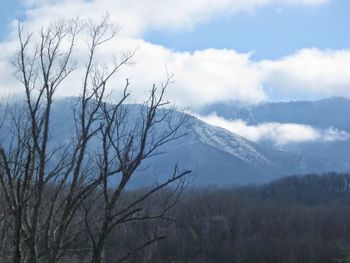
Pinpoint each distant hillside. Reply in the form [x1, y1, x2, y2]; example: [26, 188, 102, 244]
[50, 99, 349, 186]
[2, 98, 346, 187]
[200, 97, 350, 165]
[201, 97, 350, 131]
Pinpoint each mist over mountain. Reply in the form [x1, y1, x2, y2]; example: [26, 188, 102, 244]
[43, 99, 350, 186]
[201, 97, 350, 130]
[200, 97, 350, 167]
[2, 98, 347, 187]
[140, 116, 348, 186]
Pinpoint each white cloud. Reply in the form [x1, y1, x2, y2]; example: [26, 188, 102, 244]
[198, 113, 350, 145]
[121, 44, 266, 106]
[0, 40, 18, 96]
[0, 34, 268, 107]
[260, 49, 350, 100]
[51, 44, 350, 107]
[323, 127, 350, 142]
[3, 0, 350, 109]
[20, 0, 328, 37]
[3, 32, 350, 108]
[4, 34, 350, 107]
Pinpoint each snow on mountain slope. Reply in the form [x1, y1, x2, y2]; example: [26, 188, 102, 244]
[200, 97, 350, 165]
[190, 119, 273, 167]
[1, 98, 348, 187]
[143, 115, 349, 186]
[200, 97, 350, 130]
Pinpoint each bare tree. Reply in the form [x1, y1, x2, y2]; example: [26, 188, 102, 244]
[0, 15, 190, 263]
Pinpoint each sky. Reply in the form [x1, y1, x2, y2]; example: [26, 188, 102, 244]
[0, 0, 349, 145]
[145, 1, 350, 61]
[0, 0, 350, 106]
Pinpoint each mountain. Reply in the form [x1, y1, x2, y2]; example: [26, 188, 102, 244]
[1, 98, 347, 187]
[201, 97, 350, 130]
[200, 97, 350, 165]
[50, 99, 349, 186]
[139, 117, 348, 186]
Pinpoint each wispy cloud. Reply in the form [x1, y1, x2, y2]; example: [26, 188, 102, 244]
[198, 113, 350, 145]
[20, 0, 329, 37]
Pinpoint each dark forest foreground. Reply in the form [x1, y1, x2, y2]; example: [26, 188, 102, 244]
[4, 173, 345, 263]
[98, 173, 350, 263]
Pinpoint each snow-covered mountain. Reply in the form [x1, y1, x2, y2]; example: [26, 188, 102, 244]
[201, 97, 350, 130]
[200, 97, 350, 166]
[1, 98, 347, 187]
[138, 116, 347, 186]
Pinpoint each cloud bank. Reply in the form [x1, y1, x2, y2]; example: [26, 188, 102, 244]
[261, 49, 350, 100]
[2, 0, 350, 110]
[198, 114, 350, 145]
[3, 39, 350, 108]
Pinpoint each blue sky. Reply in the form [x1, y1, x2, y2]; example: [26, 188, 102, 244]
[145, 1, 350, 60]
[1, 0, 349, 60]
[0, 0, 23, 39]
[0, 0, 350, 107]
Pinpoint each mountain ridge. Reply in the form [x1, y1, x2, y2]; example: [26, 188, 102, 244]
[1, 98, 347, 187]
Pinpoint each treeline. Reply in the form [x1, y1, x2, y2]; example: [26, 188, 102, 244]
[104, 173, 350, 263]
[2, 172, 350, 262]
